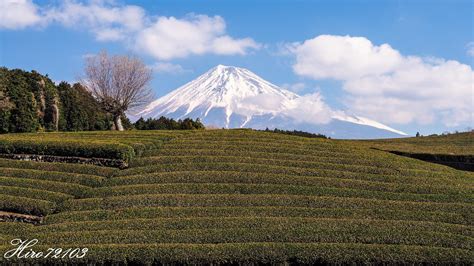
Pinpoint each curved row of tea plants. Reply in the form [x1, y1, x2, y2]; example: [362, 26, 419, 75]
[0, 129, 473, 264]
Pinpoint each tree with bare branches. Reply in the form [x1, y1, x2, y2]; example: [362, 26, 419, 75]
[81, 51, 152, 131]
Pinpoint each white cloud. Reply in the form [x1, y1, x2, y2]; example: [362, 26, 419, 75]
[231, 92, 333, 125]
[285, 92, 333, 124]
[281, 82, 306, 93]
[44, 1, 146, 41]
[240, 94, 286, 115]
[135, 15, 260, 60]
[150, 62, 189, 74]
[291, 35, 402, 80]
[0, 0, 42, 29]
[1, 1, 260, 60]
[211, 36, 260, 56]
[291, 35, 474, 127]
[467, 42, 474, 57]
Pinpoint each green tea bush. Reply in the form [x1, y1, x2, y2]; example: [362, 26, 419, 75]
[0, 158, 117, 177]
[93, 183, 471, 203]
[60, 194, 473, 215]
[106, 170, 470, 195]
[0, 129, 472, 265]
[0, 195, 56, 215]
[0, 186, 73, 203]
[0, 243, 471, 265]
[37, 217, 472, 237]
[0, 139, 135, 161]
[0, 177, 94, 198]
[0, 168, 103, 187]
[44, 206, 472, 226]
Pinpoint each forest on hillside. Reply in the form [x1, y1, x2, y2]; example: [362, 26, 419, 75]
[0, 67, 115, 133]
[0, 67, 204, 133]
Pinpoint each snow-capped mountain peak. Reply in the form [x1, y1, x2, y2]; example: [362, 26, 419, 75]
[138, 65, 298, 127]
[135, 65, 407, 139]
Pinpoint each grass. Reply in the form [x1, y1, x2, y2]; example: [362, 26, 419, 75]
[361, 132, 474, 155]
[0, 129, 473, 264]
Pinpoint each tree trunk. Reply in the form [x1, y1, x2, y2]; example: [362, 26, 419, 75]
[52, 100, 59, 131]
[114, 115, 124, 131]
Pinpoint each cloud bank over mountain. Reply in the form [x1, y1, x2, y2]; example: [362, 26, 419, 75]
[289, 35, 473, 127]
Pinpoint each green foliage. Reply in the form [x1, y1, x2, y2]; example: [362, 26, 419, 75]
[0, 130, 473, 264]
[0, 158, 117, 177]
[0, 186, 73, 203]
[0, 139, 135, 162]
[0, 67, 208, 134]
[0, 67, 112, 133]
[40, 217, 471, 236]
[57, 82, 112, 131]
[360, 131, 474, 156]
[0, 68, 39, 132]
[134, 116, 205, 130]
[262, 127, 328, 139]
[0, 131, 183, 169]
[1, 243, 471, 265]
[0, 177, 93, 199]
[0, 167, 104, 187]
[0, 195, 56, 216]
[45, 206, 471, 226]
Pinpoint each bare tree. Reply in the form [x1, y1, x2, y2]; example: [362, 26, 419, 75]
[81, 51, 152, 131]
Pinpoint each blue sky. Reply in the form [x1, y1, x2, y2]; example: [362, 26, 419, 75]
[1, 0, 472, 135]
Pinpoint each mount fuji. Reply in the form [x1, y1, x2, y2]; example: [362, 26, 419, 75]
[133, 65, 407, 139]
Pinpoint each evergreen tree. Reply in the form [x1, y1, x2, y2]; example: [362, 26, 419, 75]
[132, 116, 205, 130]
[0, 67, 112, 133]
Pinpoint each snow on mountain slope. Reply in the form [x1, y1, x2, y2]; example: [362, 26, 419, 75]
[332, 112, 408, 136]
[139, 65, 298, 127]
[135, 65, 407, 139]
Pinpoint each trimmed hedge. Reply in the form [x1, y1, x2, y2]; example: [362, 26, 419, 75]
[45, 206, 472, 226]
[150, 148, 454, 172]
[31, 227, 472, 250]
[93, 183, 472, 203]
[0, 129, 473, 265]
[0, 195, 56, 215]
[0, 139, 135, 161]
[129, 155, 413, 176]
[0, 177, 94, 198]
[0, 243, 472, 264]
[0, 168, 103, 187]
[37, 217, 473, 237]
[59, 194, 474, 215]
[106, 170, 471, 195]
[0, 186, 73, 203]
[0, 223, 33, 238]
[0, 158, 117, 177]
[114, 162, 473, 187]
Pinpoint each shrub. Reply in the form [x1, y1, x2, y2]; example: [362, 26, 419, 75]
[0, 195, 56, 215]
[0, 139, 135, 162]
[134, 116, 205, 130]
[260, 127, 327, 139]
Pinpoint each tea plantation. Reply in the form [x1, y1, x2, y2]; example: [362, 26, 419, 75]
[0, 130, 472, 264]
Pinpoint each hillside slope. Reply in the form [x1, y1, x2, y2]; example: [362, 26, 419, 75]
[358, 132, 474, 171]
[0, 130, 473, 264]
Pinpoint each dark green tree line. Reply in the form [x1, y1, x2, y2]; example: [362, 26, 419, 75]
[134, 117, 205, 130]
[0, 67, 112, 133]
